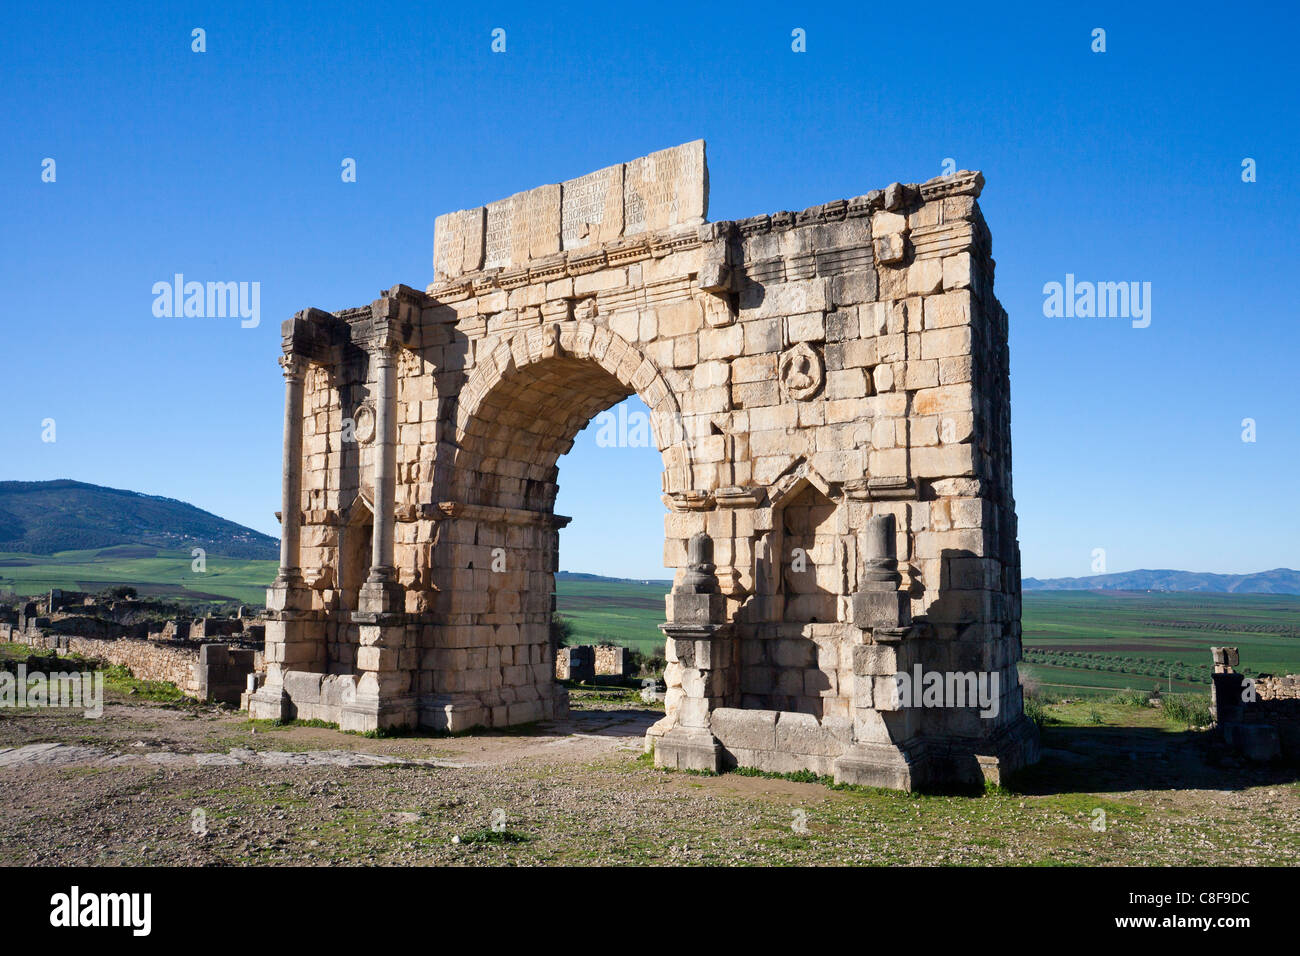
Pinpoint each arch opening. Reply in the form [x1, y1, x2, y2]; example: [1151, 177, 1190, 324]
[438, 340, 686, 726]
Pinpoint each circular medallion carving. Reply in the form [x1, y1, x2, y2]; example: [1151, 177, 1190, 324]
[352, 403, 376, 445]
[779, 343, 825, 401]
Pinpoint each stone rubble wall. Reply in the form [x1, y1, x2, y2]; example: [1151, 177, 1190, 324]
[1254, 674, 1300, 758]
[593, 644, 628, 676]
[2, 624, 263, 701]
[1256, 674, 1300, 700]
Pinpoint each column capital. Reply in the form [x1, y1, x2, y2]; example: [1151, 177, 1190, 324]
[367, 339, 400, 367]
[279, 353, 308, 381]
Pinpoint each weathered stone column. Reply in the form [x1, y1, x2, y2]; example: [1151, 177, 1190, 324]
[649, 531, 733, 772]
[250, 351, 319, 722]
[367, 342, 398, 588]
[849, 514, 911, 636]
[345, 339, 412, 732]
[275, 353, 307, 586]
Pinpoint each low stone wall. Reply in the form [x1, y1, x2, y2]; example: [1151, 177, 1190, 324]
[555, 646, 594, 681]
[1210, 647, 1300, 760]
[594, 644, 629, 677]
[2, 625, 263, 701]
[1256, 674, 1300, 700]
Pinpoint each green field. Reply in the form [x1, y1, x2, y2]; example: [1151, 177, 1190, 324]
[1020, 590, 1300, 696]
[555, 577, 669, 653]
[0, 546, 276, 606]
[557, 581, 1300, 694]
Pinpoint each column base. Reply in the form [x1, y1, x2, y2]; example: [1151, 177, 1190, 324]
[265, 581, 312, 612]
[652, 726, 724, 773]
[248, 685, 291, 722]
[644, 713, 673, 751]
[339, 695, 420, 734]
[358, 579, 405, 616]
[419, 694, 486, 733]
[832, 741, 928, 790]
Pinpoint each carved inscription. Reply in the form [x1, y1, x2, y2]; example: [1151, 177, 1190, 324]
[433, 140, 706, 280]
[625, 141, 707, 235]
[484, 197, 515, 270]
[561, 164, 623, 249]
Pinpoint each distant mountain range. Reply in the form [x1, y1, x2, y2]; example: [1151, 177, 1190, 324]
[1022, 568, 1300, 595]
[557, 570, 674, 587]
[0, 480, 278, 560]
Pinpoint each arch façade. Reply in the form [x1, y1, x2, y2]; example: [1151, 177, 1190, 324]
[250, 141, 1039, 790]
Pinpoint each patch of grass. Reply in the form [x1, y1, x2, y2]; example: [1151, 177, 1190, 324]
[102, 664, 190, 704]
[1160, 693, 1213, 728]
[730, 765, 829, 785]
[1023, 695, 1054, 728]
[1115, 689, 1153, 707]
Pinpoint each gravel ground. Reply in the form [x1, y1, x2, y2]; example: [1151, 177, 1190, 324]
[0, 689, 1296, 866]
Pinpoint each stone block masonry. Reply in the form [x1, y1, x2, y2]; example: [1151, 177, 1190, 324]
[255, 139, 1037, 789]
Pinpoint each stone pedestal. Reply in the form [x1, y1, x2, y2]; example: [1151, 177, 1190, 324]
[251, 582, 320, 721]
[833, 740, 926, 790]
[419, 694, 487, 733]
[653, 725, 726, 772]
[343, 604, 414, 732]
[649, 531, 733, 772]
[835, 514, 929, 787]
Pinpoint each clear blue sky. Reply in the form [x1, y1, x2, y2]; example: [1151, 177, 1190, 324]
[2, 2, 1296, 580]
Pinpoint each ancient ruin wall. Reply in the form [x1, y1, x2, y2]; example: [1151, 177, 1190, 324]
[3, 625, 263, 700]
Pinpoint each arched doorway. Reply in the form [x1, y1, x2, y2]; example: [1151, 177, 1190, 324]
[433, 324, 692, 730]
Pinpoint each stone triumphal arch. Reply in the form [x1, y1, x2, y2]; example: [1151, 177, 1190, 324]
[249, 140, 1039, 789]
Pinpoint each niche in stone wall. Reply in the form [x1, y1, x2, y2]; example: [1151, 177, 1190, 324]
[739, 471, 845, 718]
[339, 497, 374, 615]
[778, 483, 838, 624]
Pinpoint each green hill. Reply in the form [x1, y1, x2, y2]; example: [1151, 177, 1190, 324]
[0, 480, 277, 559]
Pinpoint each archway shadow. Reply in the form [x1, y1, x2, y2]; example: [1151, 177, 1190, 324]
[544, 708, 662, 738]
[1008, 723, 1299, 795]
[918, 548, 1299, 795]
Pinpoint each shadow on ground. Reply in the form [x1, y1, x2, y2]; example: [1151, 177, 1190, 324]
[1010, 724, 1300, 795]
